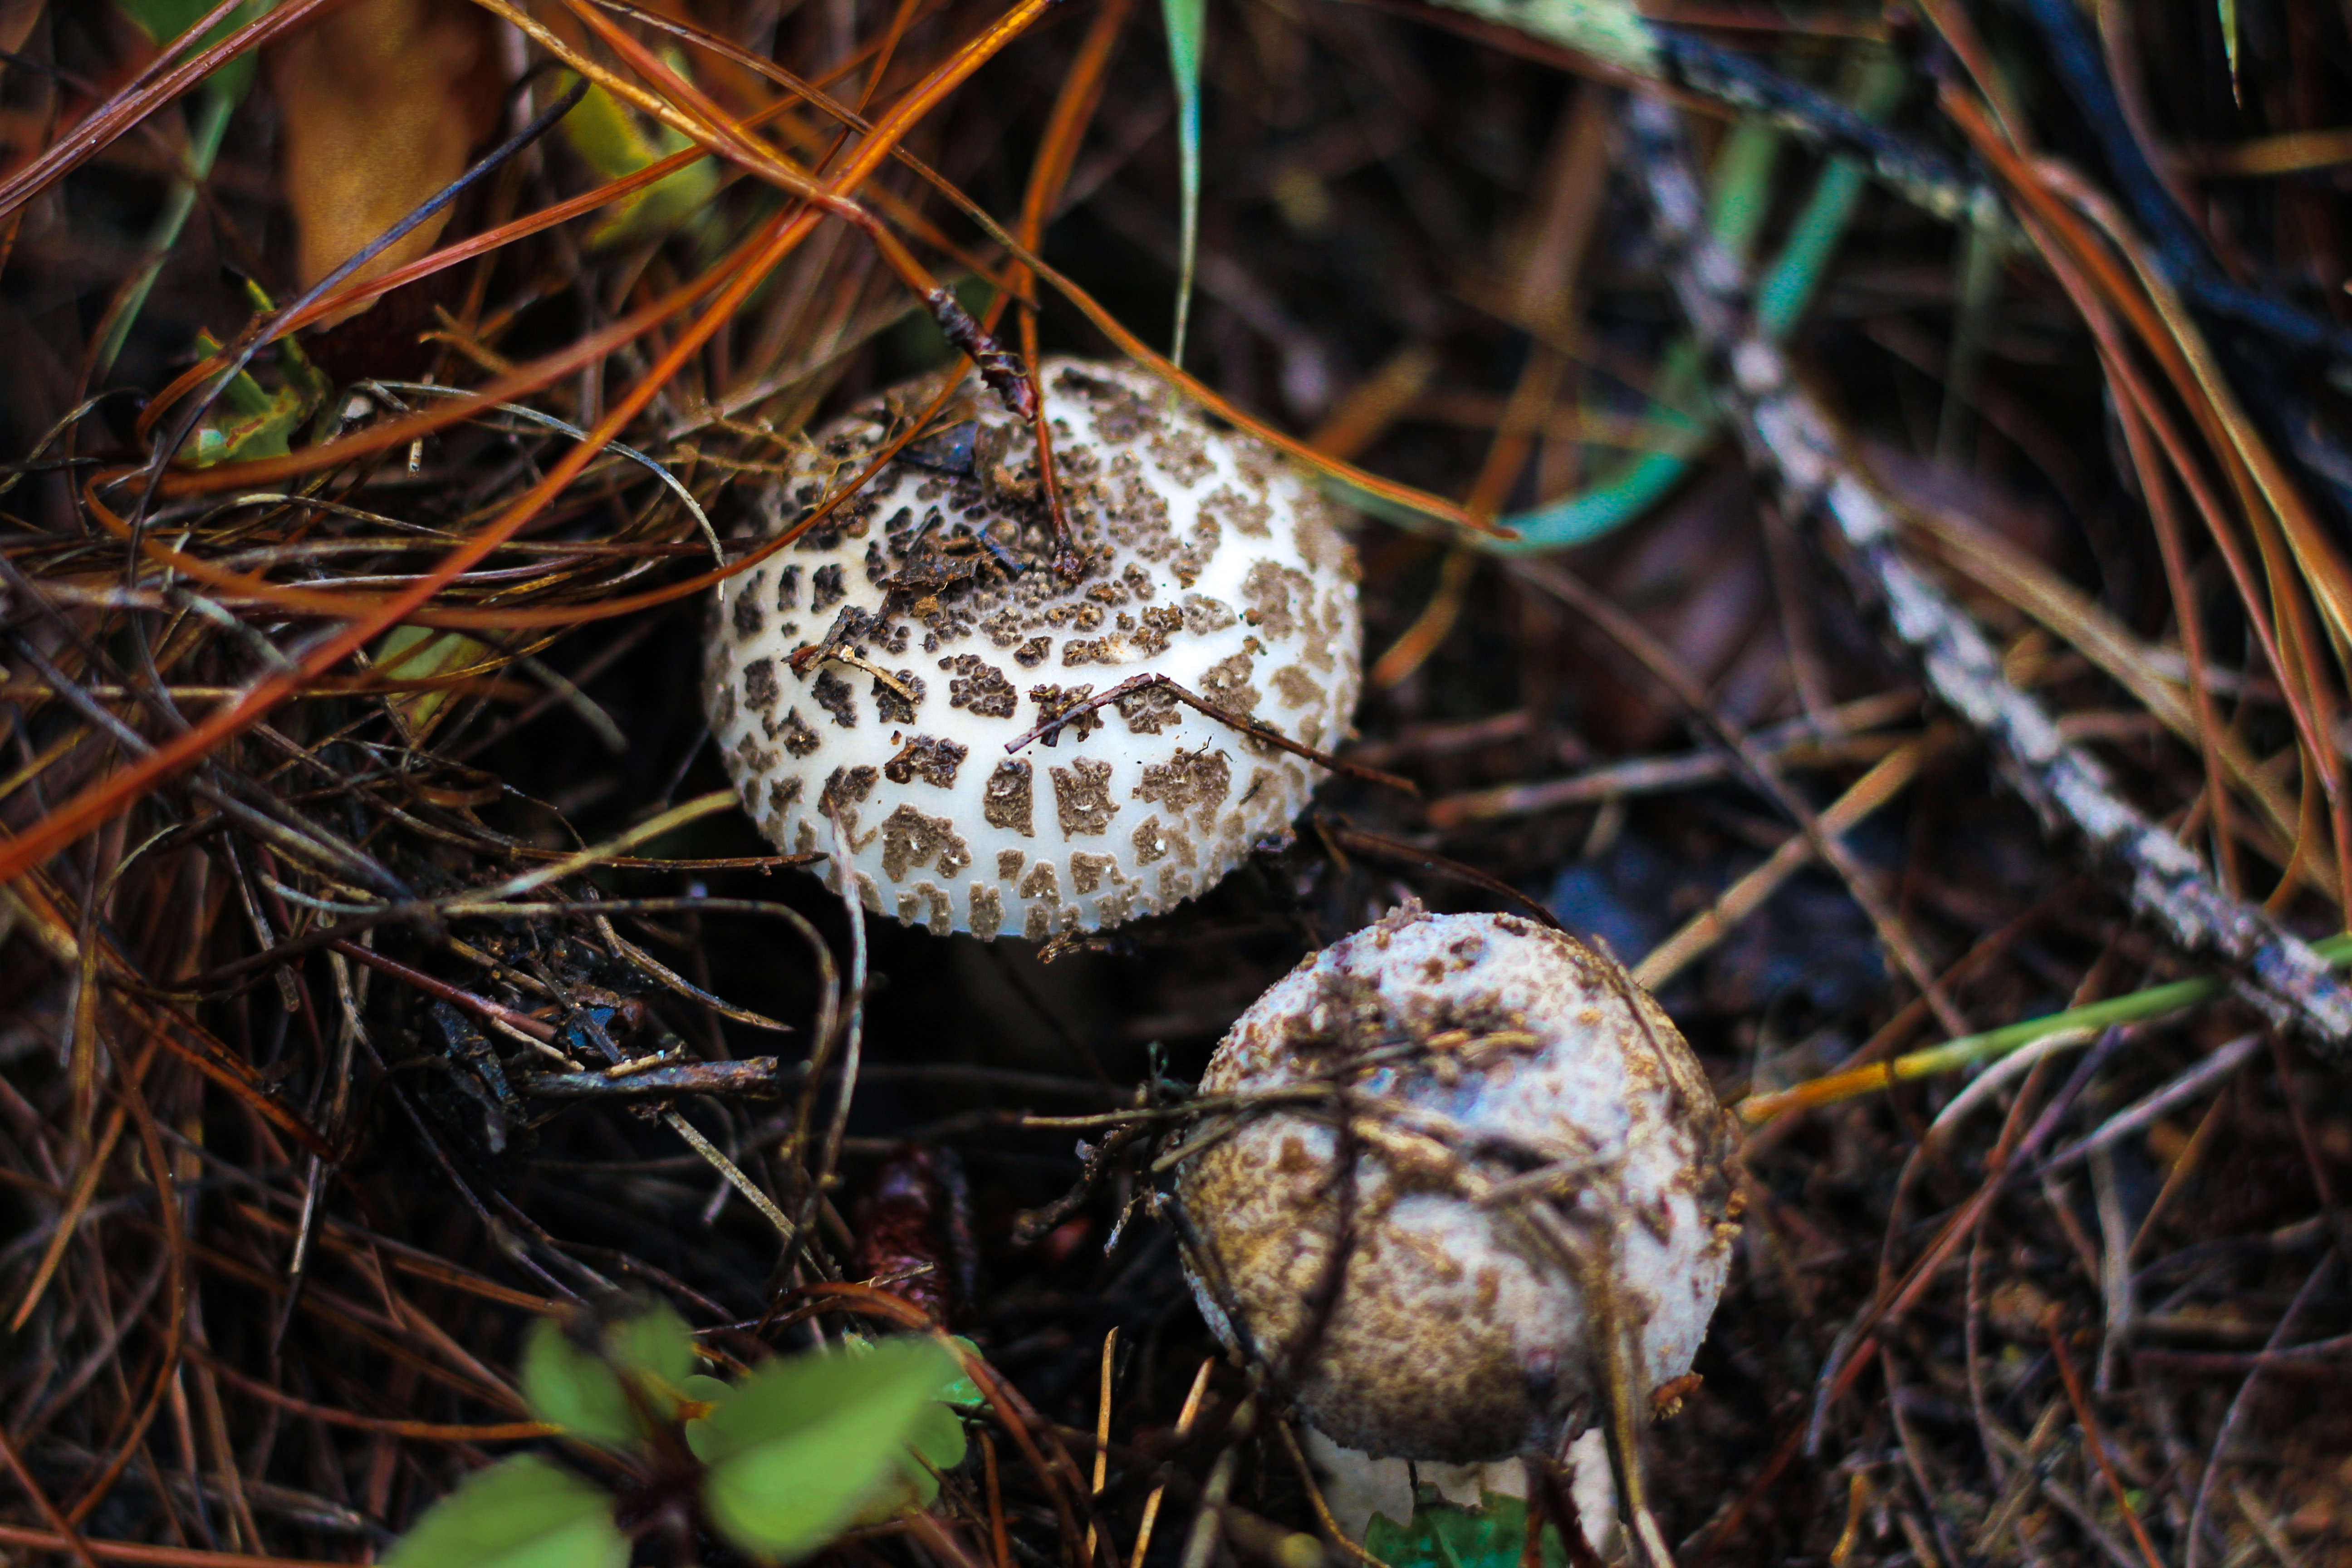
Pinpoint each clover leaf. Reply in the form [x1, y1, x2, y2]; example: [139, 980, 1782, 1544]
[520, 1297, 697, 1452]
[687, 1337, 956, 1562]
[381, 1454, 627, 1568]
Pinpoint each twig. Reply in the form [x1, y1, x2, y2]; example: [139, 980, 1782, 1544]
[1622, 89, 2352, 1054]
[2047, 1326, 2166, 1568]
[1650, 30, 2010, 235]
[1002, 672, 1416, 794]
[1317, 819, 1564, 930]
[327, 941, 555, 1044]
[1425, 690, 1918, 827]
[1132, 1361, 1216, 1568]
[1012, 1118, 1150, 1245]
[1632, 735, 1937, 990]
[516, 1058, 787, 1099]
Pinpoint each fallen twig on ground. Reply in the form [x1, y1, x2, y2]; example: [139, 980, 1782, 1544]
[1622, 89, 2352, 1054]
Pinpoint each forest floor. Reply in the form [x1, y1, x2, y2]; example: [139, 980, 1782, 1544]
[3, 0, 2352, 1564]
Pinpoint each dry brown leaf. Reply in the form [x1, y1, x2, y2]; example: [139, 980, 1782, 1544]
[266, 0, 507, 315]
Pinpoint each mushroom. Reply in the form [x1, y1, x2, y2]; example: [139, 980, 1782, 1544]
[1174, 902, 1741, 1465]
[705, 358, 1362, 939]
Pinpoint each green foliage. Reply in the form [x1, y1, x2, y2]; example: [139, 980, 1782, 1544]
[112, 0, 272, 102]
[557, 71, 721, 250]
[2219, 0, 2242, 101]
[186, 324, 329, 464]
[186, 277, 332, 466]
[1413, 0, 1655, 75]
[1159, 0, 1204, 365]
[845, 1385, 970, 1524]
[370, 626, 498, 745]
[688, 1335, 958, 1561]
[932, 1336, 990, 1409]
[1364, 1487, 1570, 1568]
[519, 1296, 698, 1451]
[388, 1300, 970, 1568]
[381, 1455, 629, 1568]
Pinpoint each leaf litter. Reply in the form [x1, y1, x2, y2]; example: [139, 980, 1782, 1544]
[4, 0, 2352, 1565]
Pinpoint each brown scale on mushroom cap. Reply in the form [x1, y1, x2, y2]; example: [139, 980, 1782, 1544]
[1176, 904, 1743, 1463]
[704, 358, 1362, 938]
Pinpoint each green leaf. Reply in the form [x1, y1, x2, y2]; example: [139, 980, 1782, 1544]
[1413, 0, 1656, 76]
[1363, 1489, 1568, 1568]
[909, 1396, 969, 1471]
[382, 1455, 627, 1568]
[935, 1337, 990, 1409]
[1159, 0, 1203, 366]
[183, 310, 329, 466]
[829, 1332, 981, 1525]
[191, 407, 298, 465]
[691, 1337, 956, 1562]
[521, 1318, 636, 1450]
[844, 1395, 969, 1526]
[608, 1295, 697, 1388]
[557, 72, 719, 249]
[520, 1298, 698, 1451]
[370, 626, 495, 745]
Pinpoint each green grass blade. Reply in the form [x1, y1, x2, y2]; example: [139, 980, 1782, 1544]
[1416, 0, 1658, 76]
[1161, 0, 1203, 366]
[2220, 0, 2241, 103]
[1493, 50, 1902, 552]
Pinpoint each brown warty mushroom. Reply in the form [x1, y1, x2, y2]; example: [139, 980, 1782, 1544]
[705, 358, 1362, 939]
[1176, 903, 1742, 1464]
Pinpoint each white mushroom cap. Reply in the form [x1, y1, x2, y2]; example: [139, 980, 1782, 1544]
[703, 358, 1362, 940]
[1175, 904, 1741, 1463]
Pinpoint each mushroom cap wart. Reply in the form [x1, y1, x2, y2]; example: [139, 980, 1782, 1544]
[1175, 905, 1742, 1464]
[703, 358, 1362, 940]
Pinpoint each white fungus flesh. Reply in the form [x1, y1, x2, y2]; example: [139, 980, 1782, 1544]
[704, 358, 1362, 939]
[1176, 904, 1741, 1464]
